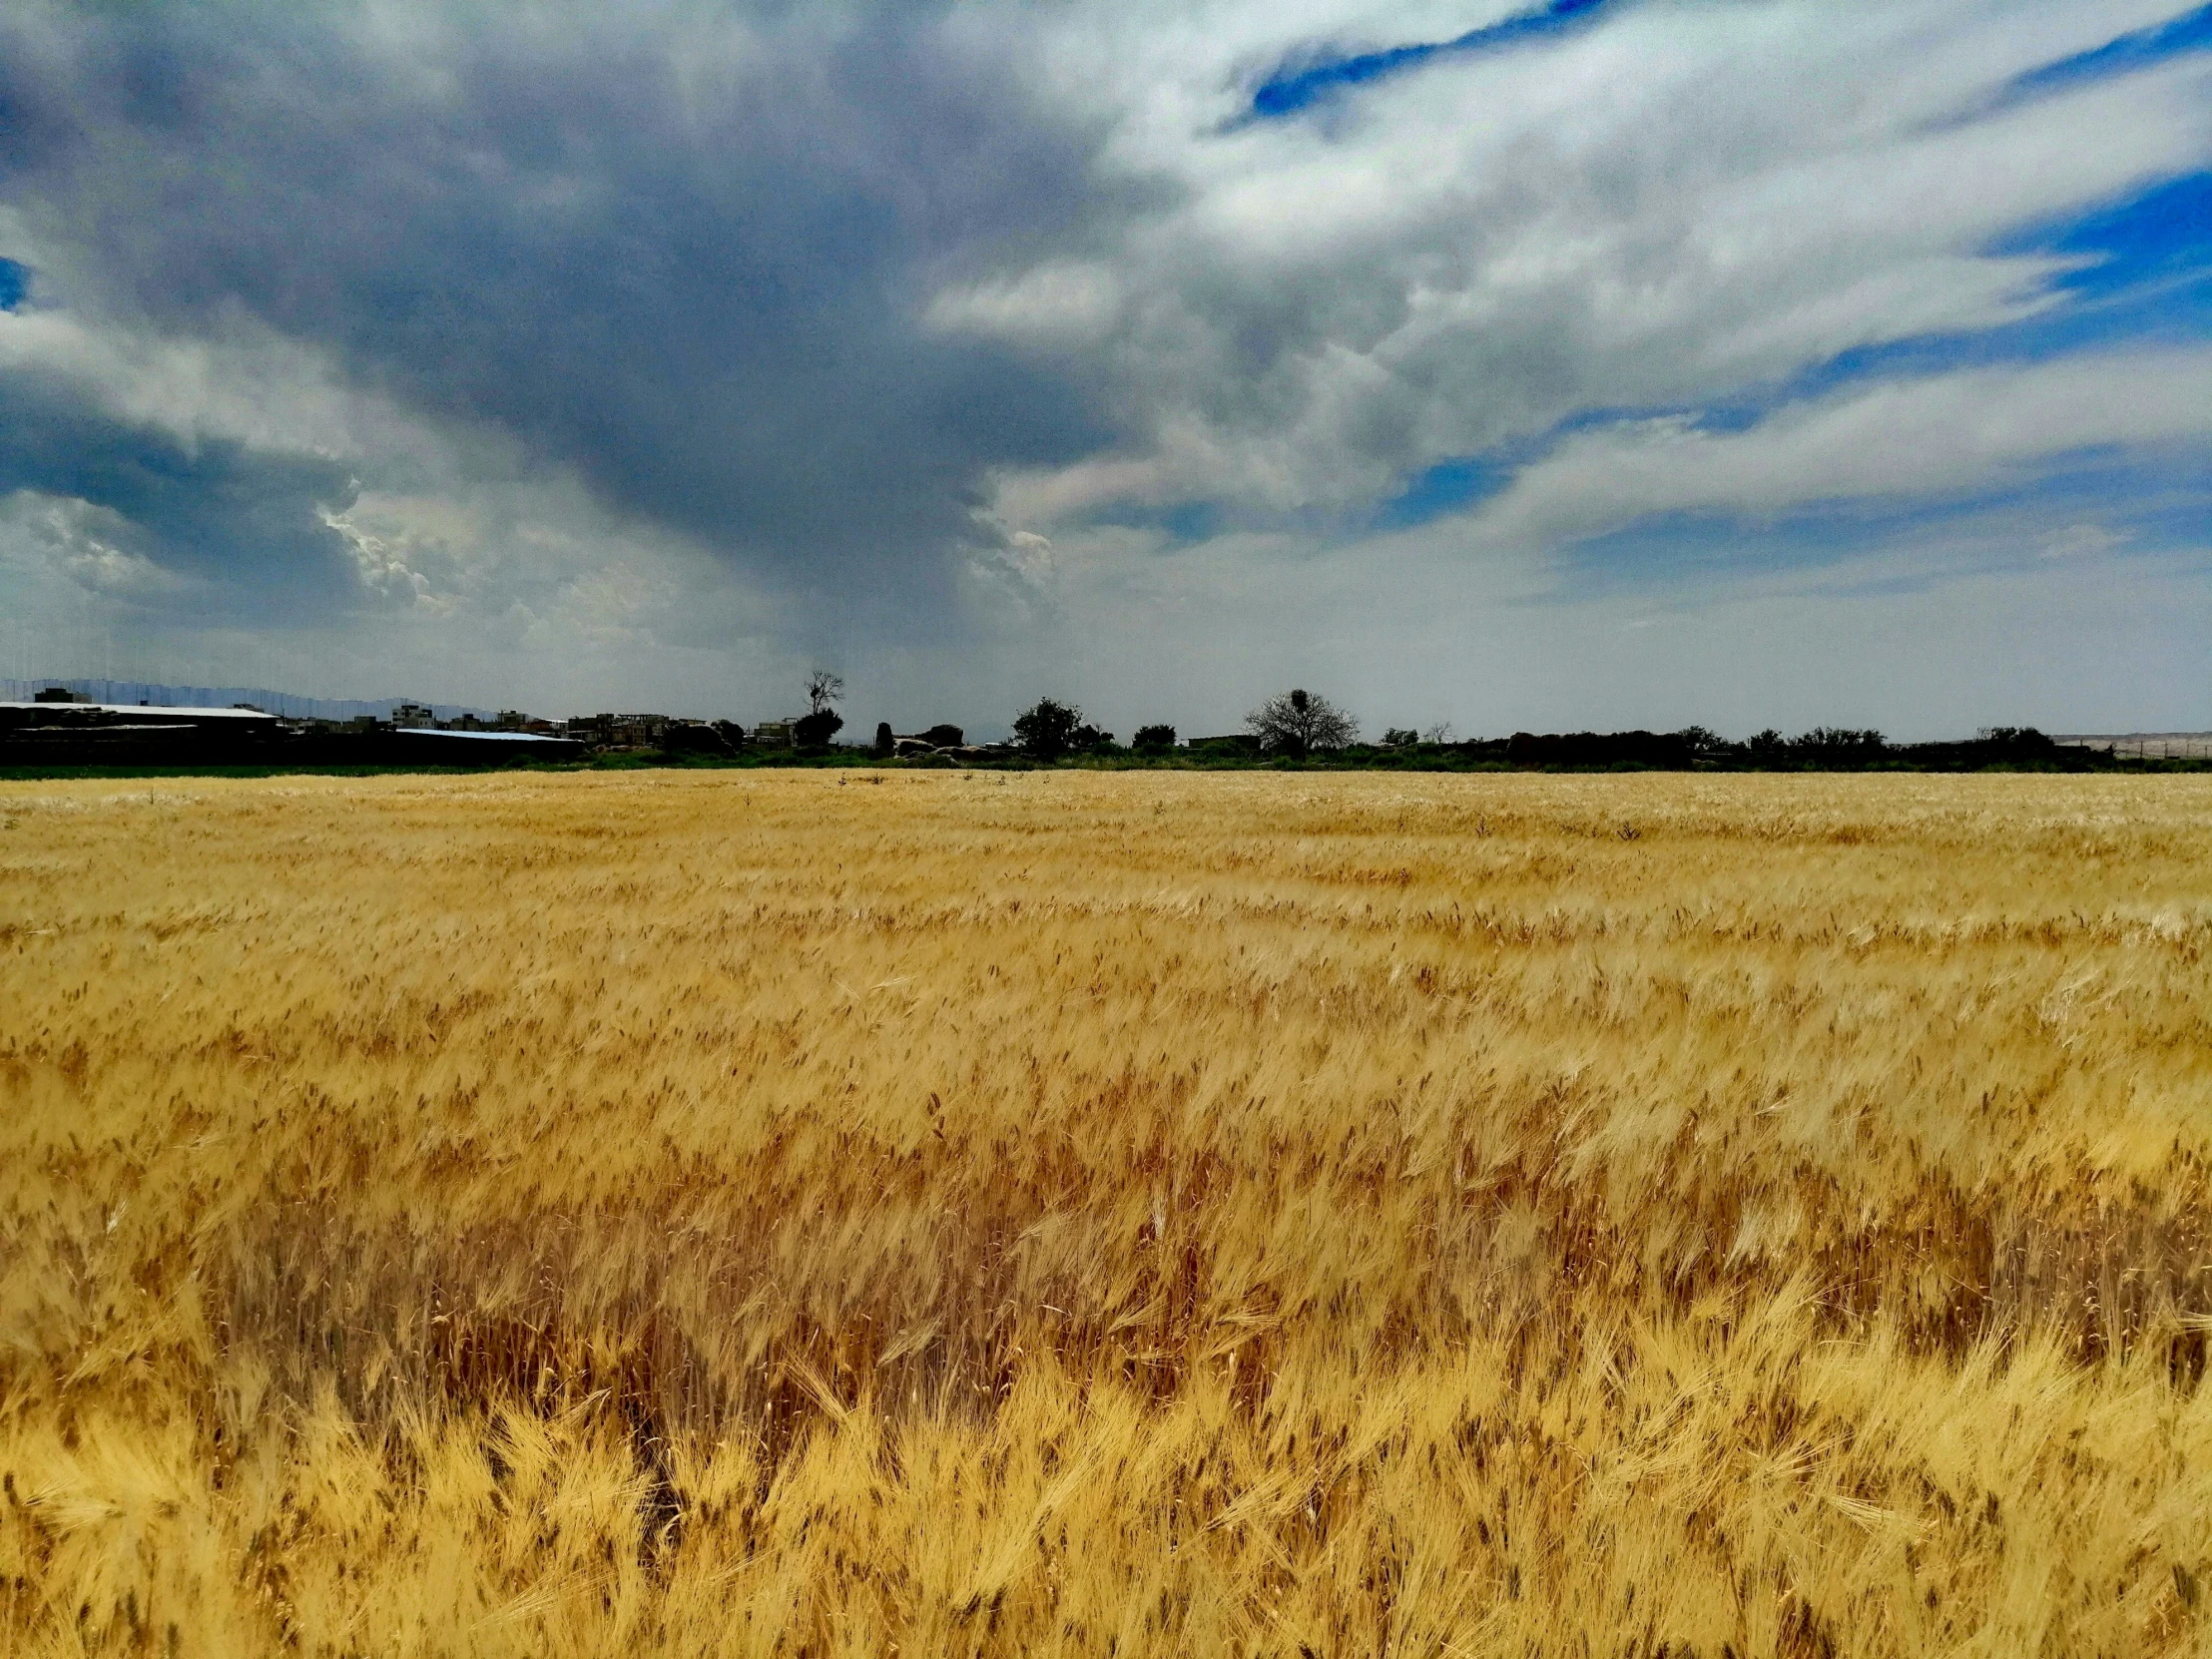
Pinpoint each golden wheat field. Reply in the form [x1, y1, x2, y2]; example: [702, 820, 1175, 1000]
[3, 768, 2211, 1657]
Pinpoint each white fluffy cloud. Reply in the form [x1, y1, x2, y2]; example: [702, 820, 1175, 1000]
[1451, 348, 2212, 552]
[970, 0, 2212, 529]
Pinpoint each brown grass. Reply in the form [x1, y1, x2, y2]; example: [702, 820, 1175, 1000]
[2, 768, 2210, 1656]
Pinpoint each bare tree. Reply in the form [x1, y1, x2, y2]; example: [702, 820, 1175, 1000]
[1247, 688, 1359, 756]
[806, 669, 844, 716]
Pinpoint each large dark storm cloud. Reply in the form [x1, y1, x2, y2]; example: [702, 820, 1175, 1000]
[0, 367, 361, 617]
[0, 1, 1127, 604]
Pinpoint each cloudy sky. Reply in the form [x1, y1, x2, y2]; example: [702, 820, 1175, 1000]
[0, 0, 2206, 737]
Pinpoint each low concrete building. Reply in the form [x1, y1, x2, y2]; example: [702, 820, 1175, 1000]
[2054, 732, 2212, 760]
[0, 699, 282, 765]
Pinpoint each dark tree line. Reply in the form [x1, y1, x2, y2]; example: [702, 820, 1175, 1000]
[784, 673, 2127, 773]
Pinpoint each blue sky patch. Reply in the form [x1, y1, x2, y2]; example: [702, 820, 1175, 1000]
[0, 260, 28, 311]
[2006, 3, 2212, 101]
[2035, 170, 2212, 303]
[1377, 455, 1514, 529]
[1250, 0, 1615, 120]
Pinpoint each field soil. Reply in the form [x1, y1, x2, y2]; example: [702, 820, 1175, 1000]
[3, 770, 2210, 1656]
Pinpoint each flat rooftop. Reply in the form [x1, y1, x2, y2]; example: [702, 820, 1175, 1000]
[0, 701, 277, 721]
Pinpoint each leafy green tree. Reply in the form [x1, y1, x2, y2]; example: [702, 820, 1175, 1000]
[1133, 724, 1177, 751]
[1012, 697, 1084, 762]
[795, 708, 843, 748]
[1977, 727, 2053, 755]
[1381, 728, 1419, 749]
[1792, 728, 1887, 764]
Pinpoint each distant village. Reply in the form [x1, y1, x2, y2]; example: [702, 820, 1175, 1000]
[4, 680, 2209, 771]
[379, 699, 1017, 761]
[0, 682, 1020, 767]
